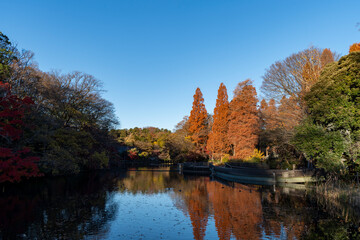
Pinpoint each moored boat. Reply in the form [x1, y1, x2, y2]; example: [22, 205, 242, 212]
[178, 162, 211, 175]
[210, 164, 317, 185]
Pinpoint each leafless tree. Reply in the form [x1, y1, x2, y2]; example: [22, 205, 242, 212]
[261, 47, 340, 109]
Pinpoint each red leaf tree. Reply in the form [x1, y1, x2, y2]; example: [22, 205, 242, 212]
[227, 80, 259, 159]
[188, 88, 208, 148]
[208, 83, 230, 157]
[0, 82, 41, 183]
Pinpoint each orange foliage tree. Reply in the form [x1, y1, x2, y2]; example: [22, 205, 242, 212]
[349, 43, 360, 53]
[188, 88, 208, 148]
[227, 80, 259, 159]
[207, 83, 229, 157]
[259, 96, 302, 156]
[301, 49, 335, 102]
[278, 96, 302, 132]
[320, 48, 335, 68]
[260, 99, 280, 131]
[301, 60, 320, 101]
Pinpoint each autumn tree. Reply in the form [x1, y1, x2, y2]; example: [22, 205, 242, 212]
[188, 88, 208, 148]
[174, 116, 190, 136]
[39, 71, 118, 130]
[262, 47, 339, 102]
[0, 82, 41, 182]
[301, 60, 320, 100]
[228, 80, 259, 159]
[0, 31, 123, 178]
[260, 99, 280, 131]
[8, 50, 42, 100]
[207, 83, 229, 157]
[260, 47, 338, 167]
[261, 47, 338, 121]
[278, 96, 302, 132]
[259, 98, 284, 155]
[349, 43, 360, 53]
[320, 48, 335, 68]
[259, 96, 305, 168]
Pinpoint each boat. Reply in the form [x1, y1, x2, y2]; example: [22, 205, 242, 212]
[210, 163, 317, 185]
[178, 162, 211, 175]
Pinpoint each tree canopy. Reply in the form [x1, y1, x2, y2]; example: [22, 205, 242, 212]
[228, 80, 259, 159]
[349, 43, 360, 53]
[306, 52, 360, 133]
[294, 52, 360, 173]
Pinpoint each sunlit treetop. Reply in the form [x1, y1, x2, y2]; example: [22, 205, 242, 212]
[349, 43, 360, 53]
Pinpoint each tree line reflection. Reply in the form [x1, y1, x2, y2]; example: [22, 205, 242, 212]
[114, 170, 360, 239]
[0, 170, 359, 239]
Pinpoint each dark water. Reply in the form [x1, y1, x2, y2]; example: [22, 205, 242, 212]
[0, 168, 359, 240]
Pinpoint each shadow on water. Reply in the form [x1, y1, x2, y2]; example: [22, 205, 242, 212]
[0, 168, 360, 239]
[0, 171, 126, 240]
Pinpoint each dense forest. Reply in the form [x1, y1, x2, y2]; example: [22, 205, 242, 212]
[0, 31, 120, 182]
[1, 29, 360, 183]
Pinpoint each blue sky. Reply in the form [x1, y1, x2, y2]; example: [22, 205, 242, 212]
[1, 0, 359, 130]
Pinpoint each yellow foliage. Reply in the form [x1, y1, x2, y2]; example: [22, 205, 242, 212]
[245, 149, 264, 162]
[139, 151, 149, 158]
[221, 154, 230, 163]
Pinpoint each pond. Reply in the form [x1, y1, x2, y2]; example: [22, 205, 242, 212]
[0, 167, 359, 239]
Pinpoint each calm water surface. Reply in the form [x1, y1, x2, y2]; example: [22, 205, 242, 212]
[0, 168, 359, 239]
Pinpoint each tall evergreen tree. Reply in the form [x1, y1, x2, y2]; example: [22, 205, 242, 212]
[208, 83, 229, 157]
[294, 52, 360, 172]
[228, 80, 259, 159]
[188, 88, 208, 148]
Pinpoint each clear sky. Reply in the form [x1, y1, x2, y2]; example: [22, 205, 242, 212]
[1, 0, 359, 130]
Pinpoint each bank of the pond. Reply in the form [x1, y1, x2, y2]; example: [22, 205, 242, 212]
[311, 182, 360, 216]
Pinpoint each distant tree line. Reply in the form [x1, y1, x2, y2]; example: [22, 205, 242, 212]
[0, 31, 120, 182]
[110, 127, 171, 160]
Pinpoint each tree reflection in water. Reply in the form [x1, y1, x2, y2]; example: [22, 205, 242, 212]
[0, 171, 123, 239]
[207, 181, 263, 240]
[1, 170, 360, 239]
[175, 178, 209, 240]
[171, 176, 360, 240]
[118, 168, 180, 194]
